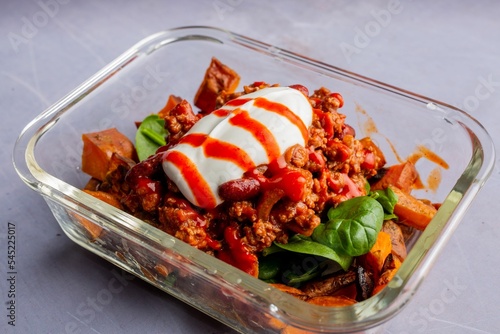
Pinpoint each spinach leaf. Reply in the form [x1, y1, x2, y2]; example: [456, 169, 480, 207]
[364, 181, 371, 194]
[370, 187, 398, 220]
[370, 188, 397, 214]
[283, 260, 321, 285]
[259, 252, 332, 286]
[258, 253, 283, 280]
[312, 196, 384, 257]
[261, 243, 284, 257]
[135, 114, 168, 161]
[272, 235, 352, 271]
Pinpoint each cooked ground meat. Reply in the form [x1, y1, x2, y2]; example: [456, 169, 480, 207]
[95, 83, 383, 273]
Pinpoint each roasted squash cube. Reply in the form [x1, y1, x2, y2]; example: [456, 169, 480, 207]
[194, 57, 240, 113]
[82, 128, 135, 181]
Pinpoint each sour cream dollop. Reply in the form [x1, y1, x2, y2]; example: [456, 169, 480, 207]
[162, 86, 313, 209]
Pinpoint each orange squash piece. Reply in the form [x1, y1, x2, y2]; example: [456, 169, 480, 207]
[307, 295, 357, 307]
[378, 254, 402, 286]
[390, 185, 437, 230]
[81, 128, 135, 181]
[194, 57, 240, 113]
[75, 190, 123, 239]
[365, 231, 392, 273]
[372, 253, 402, 295]
[270, 283, 308, 300]
[381, 220, 407, 261]
[371, 161, 418, 193]
[83, 189, 123, 208]
[158, 94, 183, 118]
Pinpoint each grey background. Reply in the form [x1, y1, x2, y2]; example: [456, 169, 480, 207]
[1, 1, 499, 333]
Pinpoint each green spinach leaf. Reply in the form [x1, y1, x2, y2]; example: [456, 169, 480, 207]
[370, 187, 398, 220]
[312, 196, 384, 257]
[258, 253, 283, 280]
[135, 114, 168, 161]
[283, 260, 321, 285]
[272, 235, 352, 271]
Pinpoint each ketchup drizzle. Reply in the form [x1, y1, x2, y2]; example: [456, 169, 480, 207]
[224, 97, 252, 107]
[213, 109, 230, 117]
[179, 133, 255, 172]
[229, 108, 280, 162]
[253, 97, 309, 143]
[163, 150, 217, 209]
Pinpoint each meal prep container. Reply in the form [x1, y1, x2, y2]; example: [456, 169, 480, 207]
[13, 26, 495, 333]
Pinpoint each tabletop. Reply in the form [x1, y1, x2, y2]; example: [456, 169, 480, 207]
[1, 1, 499, 333]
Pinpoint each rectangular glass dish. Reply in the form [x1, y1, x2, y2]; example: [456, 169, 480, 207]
[13, 26, 495, 333]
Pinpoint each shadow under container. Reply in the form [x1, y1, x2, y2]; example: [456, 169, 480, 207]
[13, 26, 495, 333]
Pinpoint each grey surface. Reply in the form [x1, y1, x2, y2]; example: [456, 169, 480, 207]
[1, 1, 499, 333]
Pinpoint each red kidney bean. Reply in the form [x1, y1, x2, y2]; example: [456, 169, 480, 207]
[289, 84, 309, 97]
[329, 92, 344, 108]
[218, 178, 261, 201]
[342, 123, 356, 138]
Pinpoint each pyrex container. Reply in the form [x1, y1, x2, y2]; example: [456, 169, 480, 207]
[13, 26, 495, 333]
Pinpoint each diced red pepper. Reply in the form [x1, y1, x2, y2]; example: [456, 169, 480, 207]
[308, 147, 326, 170]
[341, 174, 362, 198]
[327, 173, 344, 193]
[217, 226, 258, 277]
[327, 173, 362, 199]
[361, 150, 376, 170]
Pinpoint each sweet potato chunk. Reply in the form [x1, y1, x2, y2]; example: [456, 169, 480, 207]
[158, 94, 182, 119]
[371, 161, 418, 193]
[83, 177, 101, 191]
[83, 190, 123, 209]
[363, 231, 392, 273]
[390, 185, 437, 230]
[75, 190, 123, 239]
[270, 283, 308, 300]
[381, 220, 407, 261]
[194, 57, 240, 113]
[372, 253, 402, 295]
[82, 128, 135, 181]
[302, 271, 356, 298]
[378, 253, 402, 286]
[307, 295, 357, 307]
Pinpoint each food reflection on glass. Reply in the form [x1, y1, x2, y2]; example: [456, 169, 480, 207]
[80, 57, 440, 307]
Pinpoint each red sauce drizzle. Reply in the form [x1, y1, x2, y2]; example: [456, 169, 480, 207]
[246, 156, 308, 202]
[253, 97, 309, 142]
[213, 109, 230, 117]
[229, 108, 280, 162]
[266, 156, 307, 201]
[178, 133, 207, 146]
[224, 97, 252, 107]
[163, 150, 217, 209]
[179, 133, 255, 172]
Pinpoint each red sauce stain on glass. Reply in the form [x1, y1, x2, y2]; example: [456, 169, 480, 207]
[354, 104, 449, 192]
[408, 145, 449, 192]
